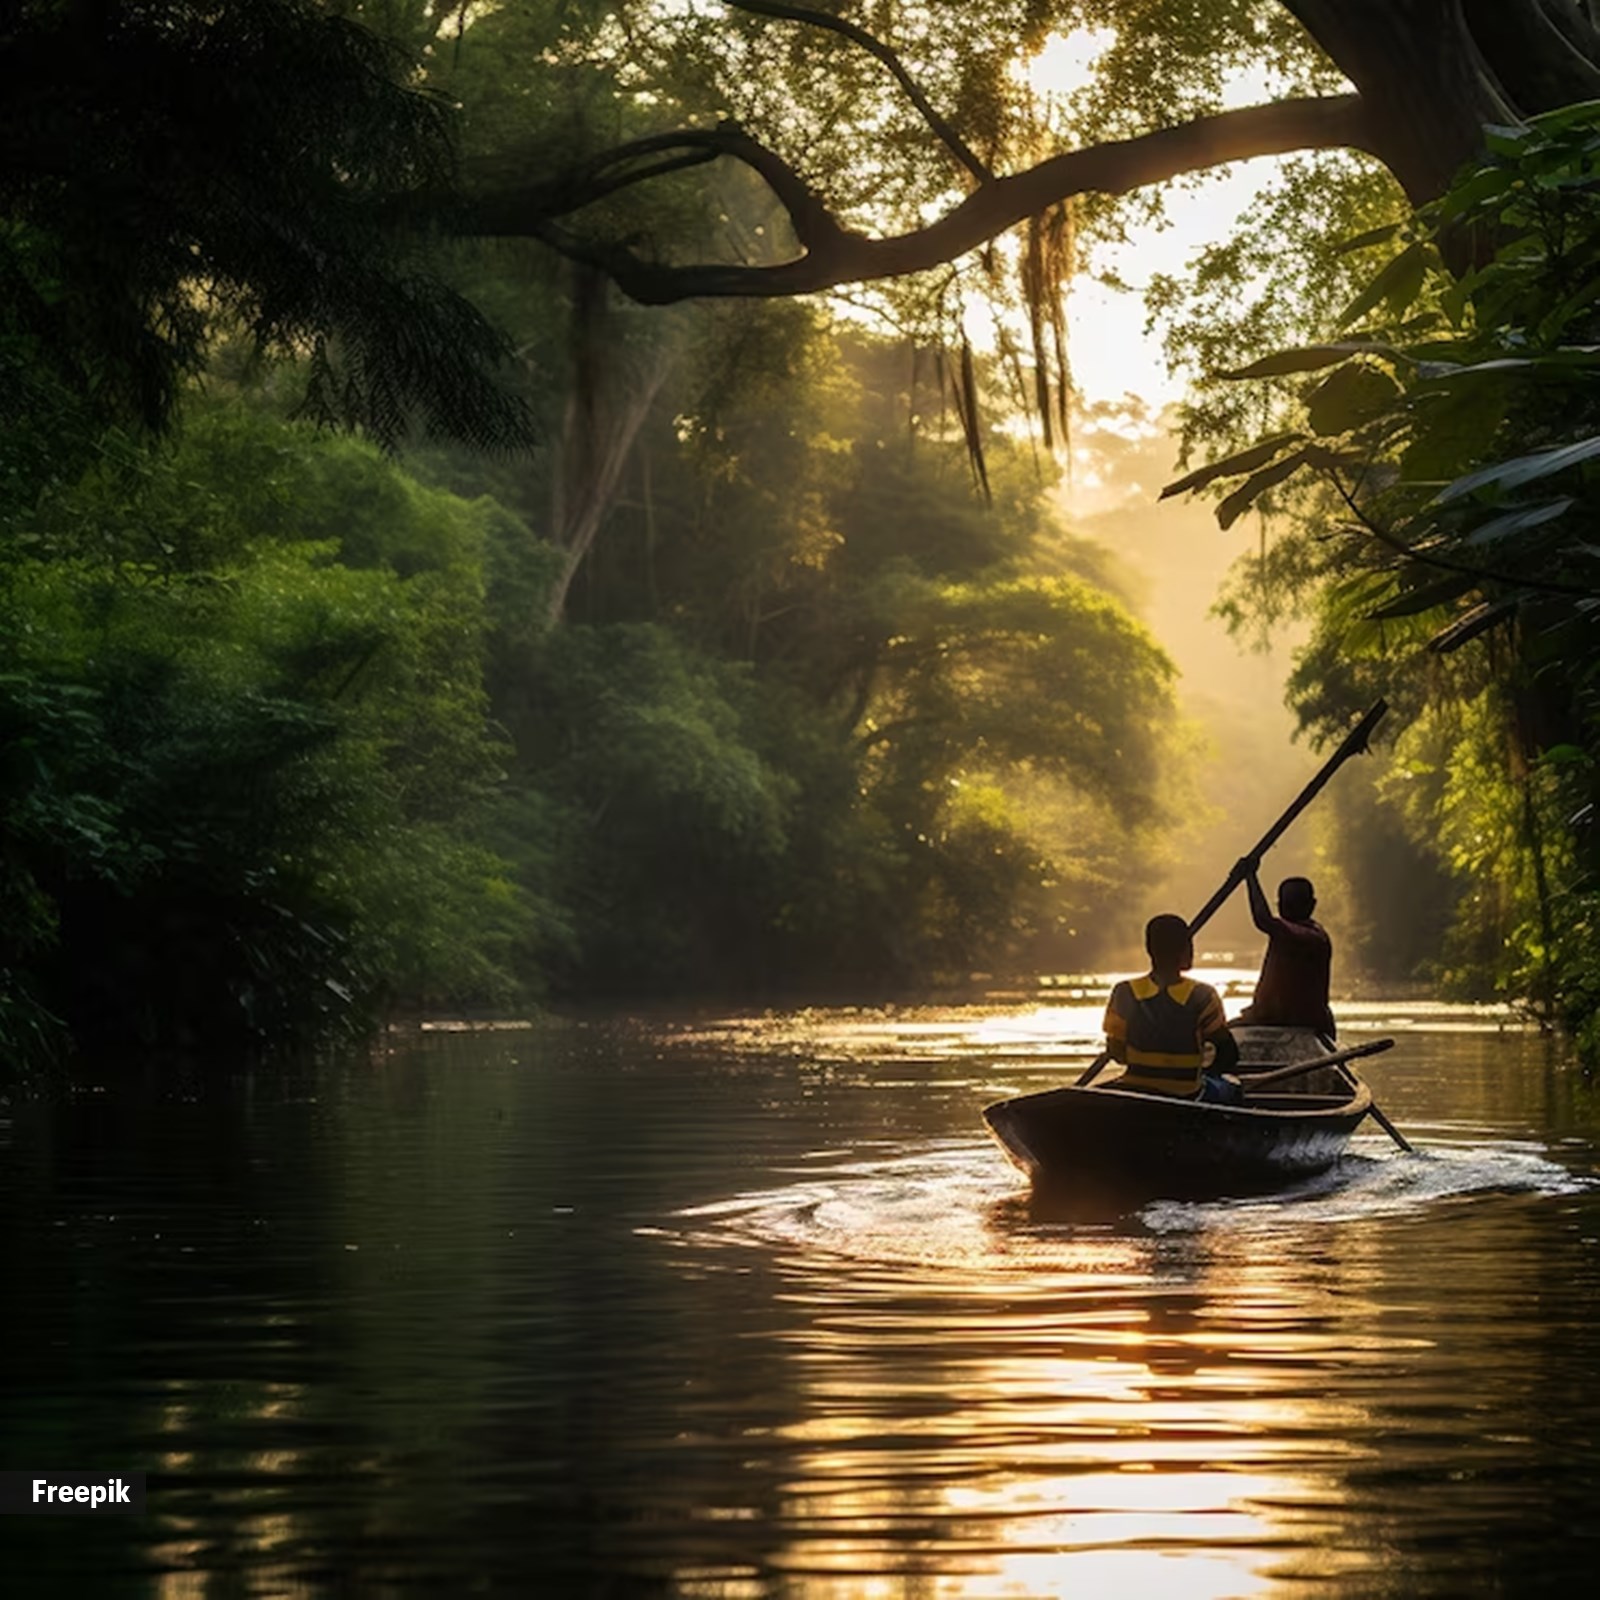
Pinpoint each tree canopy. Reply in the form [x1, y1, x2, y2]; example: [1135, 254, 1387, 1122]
[468, 3, 1600, 306]
[15, 0, 1600, 1061]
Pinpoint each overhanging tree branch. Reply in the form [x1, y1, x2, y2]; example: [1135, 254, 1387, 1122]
[468, 120, 852, 255]
[465, 95, 1380, 304]
[552, 142, 723, 212]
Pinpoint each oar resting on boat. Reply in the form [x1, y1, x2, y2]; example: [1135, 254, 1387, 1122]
[1239, 1036, 1394, 1091]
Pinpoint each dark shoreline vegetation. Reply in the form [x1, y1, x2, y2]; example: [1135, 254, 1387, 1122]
[5, 2, 1600, 1066]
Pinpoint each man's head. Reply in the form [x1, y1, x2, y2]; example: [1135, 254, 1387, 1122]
[1144, 912, 1193, 972]
[1278, 876, 1316, 921]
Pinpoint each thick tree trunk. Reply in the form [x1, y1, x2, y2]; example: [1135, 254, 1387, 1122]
[1283, 1, 1519, 201]
[1463, 0, 1600, 109]
[545, 266, 673, 623]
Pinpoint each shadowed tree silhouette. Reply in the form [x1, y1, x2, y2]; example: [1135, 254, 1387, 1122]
[0, 0, 531, 451]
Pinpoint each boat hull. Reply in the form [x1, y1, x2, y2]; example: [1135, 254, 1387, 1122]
[982, 1027, 1373, 1199]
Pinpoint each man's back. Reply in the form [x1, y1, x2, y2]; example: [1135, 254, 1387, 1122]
[1249, 913, 1333, 1031]
[1240, 864, 1334, 1034]
[1104, 972, 1233, 1097]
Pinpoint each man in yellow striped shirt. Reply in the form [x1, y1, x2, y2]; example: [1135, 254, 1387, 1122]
[1103, 913, 1241, 1104]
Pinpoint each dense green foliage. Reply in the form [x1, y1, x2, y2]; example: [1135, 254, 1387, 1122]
[1, 410, 547, 1056]
[26, 0, 1598, 1062]
[1, 318, 1186, 1062]
[0, 0, 1184, 1062]
[466, 320, 1187, 997]
[1172, 106, 1600, 1040]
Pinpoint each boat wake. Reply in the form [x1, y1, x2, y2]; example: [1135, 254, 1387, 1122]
[665, 1141, 1024, 1269]
[1143, 1134, 1593, 1233]
[655, 1134, 1592, 1269]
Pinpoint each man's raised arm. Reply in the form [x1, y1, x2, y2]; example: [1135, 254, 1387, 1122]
[1238, 857, 1274, 935]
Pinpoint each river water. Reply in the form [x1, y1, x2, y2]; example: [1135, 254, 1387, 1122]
[4, 978, 1600, 1596]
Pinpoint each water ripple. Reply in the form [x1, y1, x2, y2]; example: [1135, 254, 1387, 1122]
[659, 1135, 1590, 1270]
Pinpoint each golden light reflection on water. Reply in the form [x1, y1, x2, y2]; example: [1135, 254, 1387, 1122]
[149, 1380, 314, 1599]
[666, 976, 1524, 1098]
[668, 1182, 1369, 1597]
[652, 993, 1564, 1600]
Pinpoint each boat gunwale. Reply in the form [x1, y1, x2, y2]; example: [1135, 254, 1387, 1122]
[996, 1075, 1374, 1126]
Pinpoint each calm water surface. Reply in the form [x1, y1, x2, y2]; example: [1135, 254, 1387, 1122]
[4, 979, 1600, 1596]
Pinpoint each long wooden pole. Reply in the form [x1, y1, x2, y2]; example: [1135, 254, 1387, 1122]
[1075, 699, 1389, 1089]
[1333, 1061, 1414, 1152]
[1187, 697, 1389, 937]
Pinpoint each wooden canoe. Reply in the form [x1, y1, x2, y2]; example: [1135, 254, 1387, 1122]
[982, 1026, 1374, 1199]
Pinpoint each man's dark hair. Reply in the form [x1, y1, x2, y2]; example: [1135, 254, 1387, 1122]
[1144, 913, 1191, 964]
[1278, 877, 1316, 919]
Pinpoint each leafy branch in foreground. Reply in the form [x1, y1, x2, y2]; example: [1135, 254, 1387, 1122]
[1168, 102, 1600, 1036]
[1167, 102, 1600, 664]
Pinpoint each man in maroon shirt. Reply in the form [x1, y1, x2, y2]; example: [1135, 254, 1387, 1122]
[1235, 857, 1336, 1038]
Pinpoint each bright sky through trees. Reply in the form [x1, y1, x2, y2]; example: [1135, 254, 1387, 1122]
[1065, 164, 1274, 408]
[1021, 28, 1296, 411]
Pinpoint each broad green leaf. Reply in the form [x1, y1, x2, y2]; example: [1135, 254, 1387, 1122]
[1335, 222, 1403, 256]
[1339, 242, 1431, 328]
[1428, 599, 1518, 654]
[1436, 164, 1515, 221]
[1220, 342, 1398, 380]
[1159, 432, 1301, 499]
[1459, 498, 1574, 546]
[1385, 243, 1430, 320]
[1433, 436, 1600, 504]
[1416, 350, 1600, 384]
[1216, 449, 1311, 530]
[1483, 125, 1531, 157]
[1440, 269, 1476, 327]
[1300, 443, 1368, 474]
[1366, 572, 1478, 620]
[1306, 363, 1400, 436]
[1530, 100, 1600, 134]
